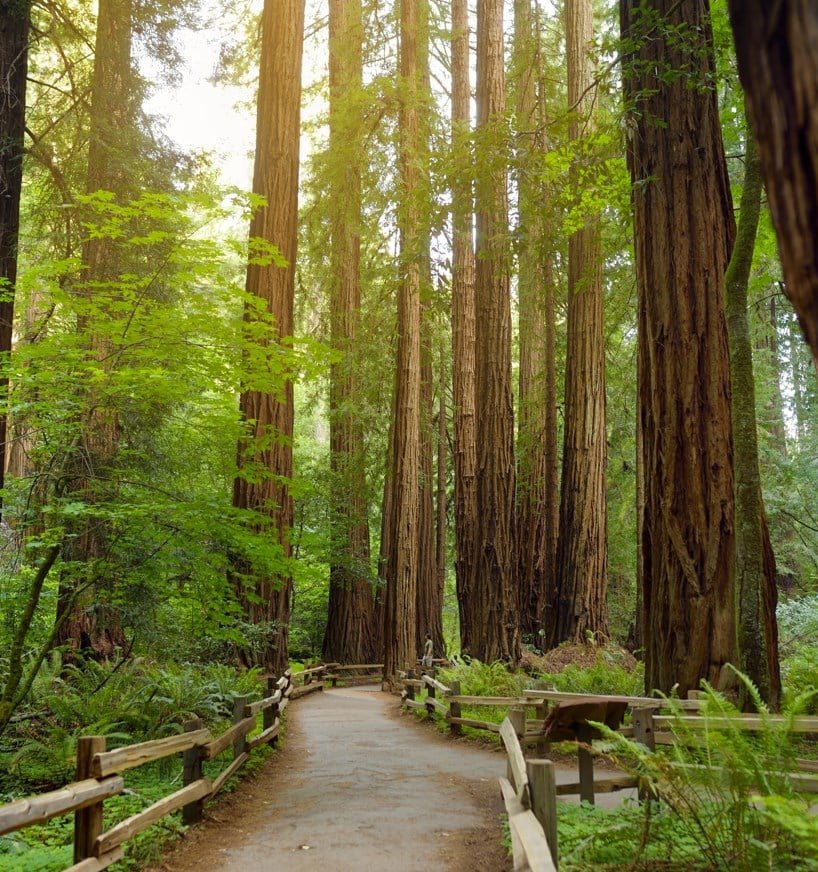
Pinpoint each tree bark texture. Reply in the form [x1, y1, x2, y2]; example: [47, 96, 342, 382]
[551, 0, 608, 646]
[435, 360, 447, 655]
[513, 0, 558, 645]
[622, 0, 738, 696]
[473, 0, 520, 663]
[416, 307, 443, 654]
[0, 0, 29, 506]
[322, 0, 375, 665]
[450, 0, 479, 658]
[727, 1, 818, 369]
[232, 0, 305, 674]
[56, 0, 134, 658]
[724, 122, 781, 706]
[383, 0, 422, 683]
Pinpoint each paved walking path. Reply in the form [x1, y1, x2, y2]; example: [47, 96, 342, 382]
[158, 685, 632, 872]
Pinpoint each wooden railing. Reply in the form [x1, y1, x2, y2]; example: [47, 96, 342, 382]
[499, 715, 558, 872]
[0, 669, 294, 871]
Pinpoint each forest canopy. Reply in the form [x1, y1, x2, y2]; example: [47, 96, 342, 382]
[1, 0, 818, 734]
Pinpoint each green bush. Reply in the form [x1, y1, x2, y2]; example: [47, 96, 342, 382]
[537, 649, 645, 697]
[593, 672, 818, 871]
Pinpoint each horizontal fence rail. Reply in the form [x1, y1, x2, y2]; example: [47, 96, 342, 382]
[0, 669, 297, 870]
[0, 660, 391, 870]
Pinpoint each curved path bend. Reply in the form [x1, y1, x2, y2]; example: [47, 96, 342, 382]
[157, 685, 630, 871]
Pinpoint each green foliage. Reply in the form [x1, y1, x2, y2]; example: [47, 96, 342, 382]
[537, 648, 645, 697]
[592, 674, 818, 871]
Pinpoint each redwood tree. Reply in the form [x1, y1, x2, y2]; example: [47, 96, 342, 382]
[56, 0, 135, 658]
[0, 0, 30, 510]
[513, 0, 558, 643]
[450, 0, 479, 657]
[383, 0, 422, 684]
[622, 0, 738, 695]
[727, 2, 818, 368]
[322, 0, 375, 665]
[473, 0, 519, 663]
[550, 0, 608, 646]
[232, 0, 305, 674]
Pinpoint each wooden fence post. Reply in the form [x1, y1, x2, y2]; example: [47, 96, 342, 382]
[74, 736, 105, 862]
[449, 679, 462, 736]
[527, 758, 558, 870]
[507, 708, 526, 784]
[577, 722, 595, 806]
[427, 677, 436, 702]
[182, 718, 205, 825]
[632, 707, 656, 751]
[406, 669, 415, 702]
[233, 695, 249, 759]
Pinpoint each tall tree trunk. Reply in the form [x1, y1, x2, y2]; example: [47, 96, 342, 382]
[551, 0, 608, 646]
[56, 0, 134, 658]
[725, 119, 781, 707]
[383, 0, 423, 684]
[435, 359, 447, 654]
[726, 2, 818, 369]
[416, 305, 443, 654]
[322, 0, 375, 665]
[450, 0, 479, 657]
[414, 7, 442, 657]
[232, 0, 305, 674]
[513, 0, 557, 645]
[473, 0, 520, 663]
[0, 0, 30, 511]
[622, 0, 738, 696]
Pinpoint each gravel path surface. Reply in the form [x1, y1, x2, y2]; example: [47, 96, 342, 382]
[155, 684, 635, 871]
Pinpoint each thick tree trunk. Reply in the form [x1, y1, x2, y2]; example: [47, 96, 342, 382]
[473, 0, 520, 663]
[0, 0, 30, 509]
[435, 362, 447, 655]
[383, 0, 422, 684]
[56, 0, 134, 658]
[450, 0, 479, 658]
[231, 0, 305, 674]
[727, 2, 818, 369]
[416, 308, 443, 654]
[724, 121, 781, 707]
[322, 0, 375, 665]
[551, 0, 608, 646]
[622, 0, 738, 696]
[513, 0, 557, 645]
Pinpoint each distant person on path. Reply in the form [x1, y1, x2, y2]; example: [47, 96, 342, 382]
[422, 632, 433, 671]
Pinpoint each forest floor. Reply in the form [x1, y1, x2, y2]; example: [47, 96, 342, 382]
[150, 684, 633, 872]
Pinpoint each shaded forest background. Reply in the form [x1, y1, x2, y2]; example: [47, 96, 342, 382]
[1, 0, 818, 730]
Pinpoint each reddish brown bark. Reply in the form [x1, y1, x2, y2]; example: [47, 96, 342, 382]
[622, 0, 738, 695]
[322, 0, 375, 665]
[473, 0, 520, 663]
[56, 0, 134, 658]
[513, 0, 558, 644]
[727, 1, 818, 369]
[551, 0, 608, 647]
[232, 0, 305, 674]
[383, 0, 422, 684]
[450, 0, 479, 657]
[0, 0, 29, 507]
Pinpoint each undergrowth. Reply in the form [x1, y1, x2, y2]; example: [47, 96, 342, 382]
[0, 657, 272, 870]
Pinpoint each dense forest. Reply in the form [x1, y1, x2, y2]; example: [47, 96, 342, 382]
[2, 0, 818, 844]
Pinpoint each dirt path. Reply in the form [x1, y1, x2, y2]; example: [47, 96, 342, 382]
[155, 685, 512, 872]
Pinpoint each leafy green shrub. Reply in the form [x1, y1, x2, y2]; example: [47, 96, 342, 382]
[594, 672, 818, 871]
[781, 644, 818, 712]
[777, 594, 818, 658]
[537, 648, 645, 697]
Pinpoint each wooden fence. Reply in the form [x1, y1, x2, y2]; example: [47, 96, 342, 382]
[0, 669, 297, 871]
[402, 673, 818, 869]
[499, 715, 558, 872]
